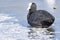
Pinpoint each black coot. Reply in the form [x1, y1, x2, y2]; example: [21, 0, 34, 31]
[27, 3, 55, 28]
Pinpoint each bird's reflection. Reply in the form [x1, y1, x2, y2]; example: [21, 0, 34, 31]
[27, 26, 55, 39]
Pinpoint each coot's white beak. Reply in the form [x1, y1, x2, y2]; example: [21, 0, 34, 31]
[27, 2, 32, 11]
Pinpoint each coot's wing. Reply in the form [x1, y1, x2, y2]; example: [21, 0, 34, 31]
[41, 10, 55, 22]
[38, 10, 55, 27]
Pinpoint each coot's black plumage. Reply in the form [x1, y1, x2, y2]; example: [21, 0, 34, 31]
[27, 3, 55, 28]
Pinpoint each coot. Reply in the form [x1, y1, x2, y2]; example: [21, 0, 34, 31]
[27, 3, 55, 28]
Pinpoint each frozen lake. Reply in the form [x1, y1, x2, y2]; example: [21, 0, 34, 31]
[0, 0, 60, 40]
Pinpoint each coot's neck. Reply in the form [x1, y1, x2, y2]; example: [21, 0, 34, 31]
[29, 9, 36, 13]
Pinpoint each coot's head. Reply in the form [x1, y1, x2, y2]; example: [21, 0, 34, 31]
[27, 2, 37, 12]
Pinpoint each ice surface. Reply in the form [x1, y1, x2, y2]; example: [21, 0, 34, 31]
[0, 0, 59, 40]
[0, 14, 55, 40]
